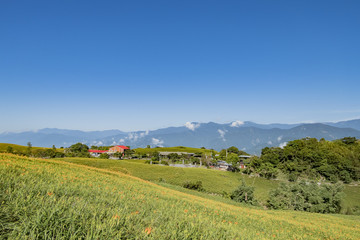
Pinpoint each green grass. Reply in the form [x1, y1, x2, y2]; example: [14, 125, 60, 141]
[0, 143, 64, 153]
[133, 146, 216, 155]
[54, 157, 360, 213]
[54, 157, 277, 203]
[2, 153, 360, 239]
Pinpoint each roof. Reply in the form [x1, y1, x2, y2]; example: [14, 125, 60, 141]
[113, 145, 129, 150]
[88, 150, 108, 153]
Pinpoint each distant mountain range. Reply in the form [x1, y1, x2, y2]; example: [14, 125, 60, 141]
[1, 119, 360, 155]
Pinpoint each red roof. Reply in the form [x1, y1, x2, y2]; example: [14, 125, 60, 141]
[88, 150, 108, 153]
[114, 145, 129, 149]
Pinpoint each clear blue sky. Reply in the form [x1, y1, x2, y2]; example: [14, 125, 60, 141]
[1, 0, 359, 132]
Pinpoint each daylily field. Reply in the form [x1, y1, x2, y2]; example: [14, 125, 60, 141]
[1, 153, 359, 239]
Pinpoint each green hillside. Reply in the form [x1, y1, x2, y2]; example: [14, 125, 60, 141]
[134, 146, 216, 155]
[0, 143, 64, 153]
[2, 153, 360, 239]
[54, 157, 360, 213]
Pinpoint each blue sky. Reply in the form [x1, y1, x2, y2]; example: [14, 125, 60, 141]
[1, 0, 359, 132]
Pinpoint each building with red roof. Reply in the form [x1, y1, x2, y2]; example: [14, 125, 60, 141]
[108, 145, 129, 153]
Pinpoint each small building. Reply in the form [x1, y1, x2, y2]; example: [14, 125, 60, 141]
[88, 149, 108, 157]
[108, 145, 129, 153]
[216, 160, 233, 171]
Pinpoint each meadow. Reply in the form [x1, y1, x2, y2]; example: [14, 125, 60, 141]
[133, 146, 216, 155]
[0, 143, 64, 153]
[2, 153, 360, 239]
[54, 157, 360, 212]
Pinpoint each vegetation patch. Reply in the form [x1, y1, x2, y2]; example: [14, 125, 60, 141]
[2, 153, 360, 239]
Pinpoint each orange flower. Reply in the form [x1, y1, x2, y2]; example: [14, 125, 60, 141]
[184, 209, 188, 213]
[47, 192, 53, 196]
[145, 227, 152, 235]
[113, 215, 120, 220]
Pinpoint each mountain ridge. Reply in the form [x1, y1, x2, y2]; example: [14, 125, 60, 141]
[1, 119, 360, 154]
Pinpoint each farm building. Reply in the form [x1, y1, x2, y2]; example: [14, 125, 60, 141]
[88, 145, 130, 157]
[88, 149, 108, 157]
[108, 145, 129, 153]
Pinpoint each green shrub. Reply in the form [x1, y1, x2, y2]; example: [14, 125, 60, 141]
[182, 181, 204, 191]
[230, 181, 256, 205]
[267, 181, 345, 213]
[99, 153, 109, 159]
[288, 172, 298, 182]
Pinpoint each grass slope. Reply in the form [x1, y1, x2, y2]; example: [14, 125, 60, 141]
[0, 143, 64, 153]
[134, 146, 216, 155]
[55, 157, 360, 214]
[1, 153, 360, 239]
[56, 158, 277, 203]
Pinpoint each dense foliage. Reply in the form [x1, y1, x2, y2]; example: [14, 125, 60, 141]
[267, 181, 344, 214]
[182, 181, 204, 191]
[230, 181, 256, 205]
[65, 143, 90, 158]
[248, 137, 360, 182]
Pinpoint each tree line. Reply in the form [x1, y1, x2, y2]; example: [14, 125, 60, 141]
[245, 137, 360, 183]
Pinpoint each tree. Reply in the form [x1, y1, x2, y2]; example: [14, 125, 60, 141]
[113, 152, 123, 159]
[67, 143, 90, 158]
[341, 137, 357, 145]
[227, 153, 239, 166]
[227, 146, 239, 154]
[231, 180, 255, 204]
[68, 143, 89, 153]
[267, 181, 345, 213]
[147, 145, 151, 148]
[26, 142, 32, 156]
[151, 151, 159, 161]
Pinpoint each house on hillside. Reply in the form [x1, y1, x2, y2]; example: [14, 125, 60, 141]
[216, 161, 234, 171]
[239, 155, 251, 169]
[88, 145, 130, 158]
[108, 145, 129, 153]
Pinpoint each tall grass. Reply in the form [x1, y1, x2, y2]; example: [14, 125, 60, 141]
[54, 157, 360, 211]
[1, 153, 360, 239]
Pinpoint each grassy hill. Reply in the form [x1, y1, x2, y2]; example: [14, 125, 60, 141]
[0, 143, 64, 153]
[1, 153, 360, 239]
[54, 157, 360, 214]
[134, 146, 216, 155]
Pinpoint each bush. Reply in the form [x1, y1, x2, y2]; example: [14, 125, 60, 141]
[182, 181, 204, 191]
[230, 181, 256, 205]
[288, 172, 298, 182]
[99, 153, 110, 159]
[339, 170, 352, 184]
[267, 181, 344, 213]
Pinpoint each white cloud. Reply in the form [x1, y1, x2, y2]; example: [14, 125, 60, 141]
[128, 133, 138, 141]
[139, 130, 149, 137]
[185, 122, 200, 131]
[279, 142, 287, 148]
[217, 129, 227, 141]
[230, 120, 244, 127]
[118, 139, 125, 143]
[152, 138, 164, 147]
[277, 136, 283, 142]
[267, 141, 272, 145]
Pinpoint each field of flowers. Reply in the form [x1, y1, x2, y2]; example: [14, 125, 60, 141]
[55, 157, 360, 211]
[1, 153, 360, 239]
